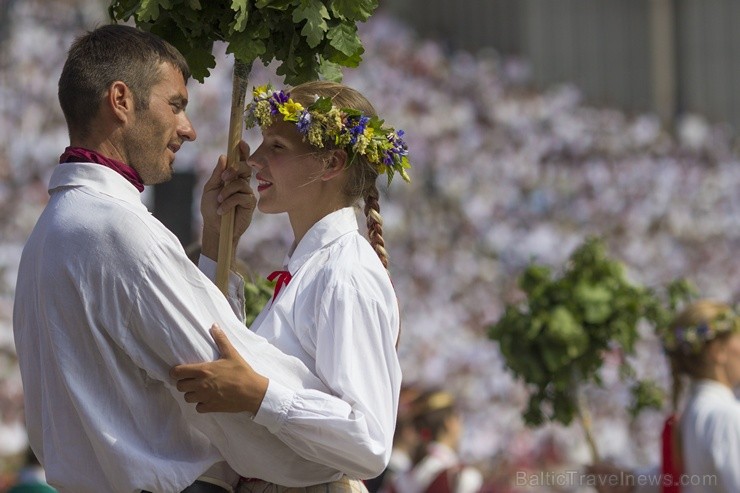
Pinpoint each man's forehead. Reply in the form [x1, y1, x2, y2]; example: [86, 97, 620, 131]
[153, 63, 189, 96]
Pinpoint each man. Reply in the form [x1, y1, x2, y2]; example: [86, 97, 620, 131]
[13, 24, 344, 493]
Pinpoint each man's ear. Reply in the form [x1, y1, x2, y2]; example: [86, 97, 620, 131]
[108, 81, 134, 123]
[320, 149, 348, 182]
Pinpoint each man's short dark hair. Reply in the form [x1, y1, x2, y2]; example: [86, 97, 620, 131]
[58, 24, 190, 138]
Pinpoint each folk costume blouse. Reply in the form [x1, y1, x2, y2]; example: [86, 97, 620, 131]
[679, 379, 740, 493]
[250, 207, 403, 479]
[633, 379, 740, 493]
[392, 442, 483, 493]
[13, 163, 345, 493]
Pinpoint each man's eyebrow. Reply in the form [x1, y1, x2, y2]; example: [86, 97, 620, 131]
[171, 94, 189, 108]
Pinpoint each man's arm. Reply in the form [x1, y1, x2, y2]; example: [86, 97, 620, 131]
[109, 237, 341, 485]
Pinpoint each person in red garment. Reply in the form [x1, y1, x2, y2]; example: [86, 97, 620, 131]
[587, 299, 740, 493]
[389, 389, 483, 493]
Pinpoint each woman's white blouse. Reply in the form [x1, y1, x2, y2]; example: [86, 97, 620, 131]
[251, 207, 403, 479]
[680, 379, 740, 493]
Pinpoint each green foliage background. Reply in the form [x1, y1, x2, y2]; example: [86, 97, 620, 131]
[244, 275, 275, 326]
[108, 0, 379, 83]
[488, 237, 694, 427]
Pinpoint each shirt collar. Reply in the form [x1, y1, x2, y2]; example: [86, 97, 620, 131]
[691, 378, 737, 401]
[49, 162, 144, 207]
[285, 207, 358, 273]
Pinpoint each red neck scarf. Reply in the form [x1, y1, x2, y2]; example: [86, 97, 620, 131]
[267, 270, 292, 304]
[661, 414, 683, 493]
[59, 146, 145, 192]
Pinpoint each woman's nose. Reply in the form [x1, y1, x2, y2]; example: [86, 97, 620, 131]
[247, 150, 263, 170]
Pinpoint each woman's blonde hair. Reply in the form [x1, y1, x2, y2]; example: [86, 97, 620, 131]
[663, 299, 736, 411]
[290, 81, 389, 268]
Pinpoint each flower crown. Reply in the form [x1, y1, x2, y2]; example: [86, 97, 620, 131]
[244, 84, 410, 185]
[661, 309, 740, 354]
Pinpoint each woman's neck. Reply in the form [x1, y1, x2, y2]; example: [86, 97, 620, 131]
[692, 371, 732, 388]
[288, 201, 348, 246]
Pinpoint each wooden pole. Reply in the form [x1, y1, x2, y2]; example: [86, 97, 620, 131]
[576, 390, 601, 463]
[216, 59, 251, 294]
[571, 369, 600, 463]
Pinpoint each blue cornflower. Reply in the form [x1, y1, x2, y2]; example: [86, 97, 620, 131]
[297, 111, 312, 134]
[269, 91, 291, 115]
[347, 115, 369, 145]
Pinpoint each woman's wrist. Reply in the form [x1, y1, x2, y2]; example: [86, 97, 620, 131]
[201, 228, 219, 261]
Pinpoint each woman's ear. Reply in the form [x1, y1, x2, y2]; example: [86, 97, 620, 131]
[705, 339, 729, 365]
[320, 149, 348, 182]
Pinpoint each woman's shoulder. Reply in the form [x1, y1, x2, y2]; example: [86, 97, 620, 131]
[319, 233, 389, 280]
[690, 389, 740, 440]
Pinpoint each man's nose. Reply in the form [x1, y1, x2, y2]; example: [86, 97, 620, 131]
[179, 114, 196, 142]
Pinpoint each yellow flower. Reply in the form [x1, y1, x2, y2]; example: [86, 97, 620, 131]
[253, 85, 271, 99]
[279, 100, 305, 122]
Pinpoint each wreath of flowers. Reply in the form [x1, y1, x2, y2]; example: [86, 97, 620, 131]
[244, 84, 410, 185]
[660, 309, 740, 354]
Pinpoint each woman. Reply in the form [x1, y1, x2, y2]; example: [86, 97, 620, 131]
[588, 300, 740, 493]
[391, 390, 483, 493]
[172, 81, 410, 492]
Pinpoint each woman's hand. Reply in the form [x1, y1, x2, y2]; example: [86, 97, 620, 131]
[200, 140, 255, 262]
[170, 324, 269, 414]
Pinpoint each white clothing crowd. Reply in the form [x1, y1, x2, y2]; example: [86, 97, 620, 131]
[2, 0, 740, 491]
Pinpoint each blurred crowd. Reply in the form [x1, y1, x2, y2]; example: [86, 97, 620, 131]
[3, 1, 740, 491]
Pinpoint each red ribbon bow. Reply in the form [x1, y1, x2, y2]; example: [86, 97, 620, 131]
[267, 270, 292, 304]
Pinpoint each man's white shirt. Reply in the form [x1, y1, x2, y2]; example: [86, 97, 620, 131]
[13, 163, 344, 492]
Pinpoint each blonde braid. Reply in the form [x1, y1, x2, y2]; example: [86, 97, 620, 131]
[363, 183, 388, 269]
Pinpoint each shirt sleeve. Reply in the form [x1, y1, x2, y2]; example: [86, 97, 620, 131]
[253, 278, 402, 479]
[110, 241, 343, 484]
[197, 254, 246, 322]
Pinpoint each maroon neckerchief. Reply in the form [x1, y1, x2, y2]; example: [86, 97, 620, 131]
[59, 146, 145, 192]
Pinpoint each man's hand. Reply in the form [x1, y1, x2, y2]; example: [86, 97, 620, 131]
[200, 140, 255, 262]
[170, 324, 268, 414]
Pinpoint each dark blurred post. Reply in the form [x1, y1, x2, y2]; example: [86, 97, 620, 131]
[153, 170, 196, 247]
[650, 0, 677, 127]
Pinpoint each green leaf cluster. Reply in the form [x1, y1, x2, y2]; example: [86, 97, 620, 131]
[243, 275, 275, 326]
[488, 236, 694, 426]
[108, 0, 378, 83]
